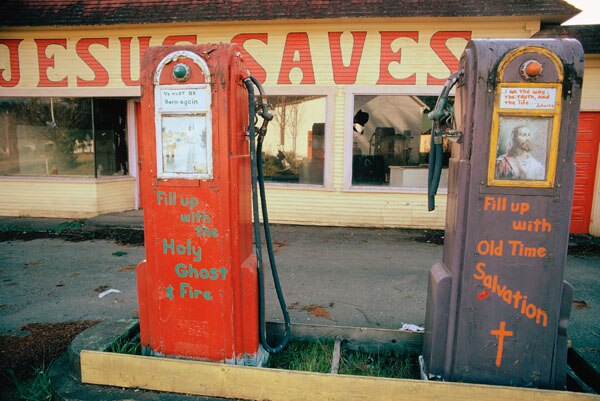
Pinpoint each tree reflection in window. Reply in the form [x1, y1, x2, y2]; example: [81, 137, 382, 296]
[260, 95, 327, 185]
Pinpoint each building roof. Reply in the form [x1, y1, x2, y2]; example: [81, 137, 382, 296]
[0, 0, 581, 28]
[534, 25, 600, 54]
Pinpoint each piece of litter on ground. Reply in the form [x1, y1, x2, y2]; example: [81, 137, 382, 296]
[400, 323, 425, 332]
[98, 288, 122, 298]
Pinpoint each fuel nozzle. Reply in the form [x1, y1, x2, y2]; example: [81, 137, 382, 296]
[258, 101, 273, 123]
[244, 75, 272, 140]
[256, 101, 272, 140]
[427, 70, 462, 212]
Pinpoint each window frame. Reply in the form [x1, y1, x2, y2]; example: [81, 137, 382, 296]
[343, 85, 449, 194]
[262, 86, 336, 190]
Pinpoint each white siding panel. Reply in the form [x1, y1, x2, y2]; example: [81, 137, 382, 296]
[581, 57, 600, 111]
[261, 187, 446, 228]
[0, 178, 135, 218]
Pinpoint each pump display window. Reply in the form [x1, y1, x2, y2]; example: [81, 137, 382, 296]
[492, 116, 553, 183]
[350, 94, 451, 189]
[0, 97, 128, 177]
[160, 115, 209, 175]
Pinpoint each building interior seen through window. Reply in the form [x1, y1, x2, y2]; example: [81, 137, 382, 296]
[352, 95, 451, 189]
[0, 98, 128, 177]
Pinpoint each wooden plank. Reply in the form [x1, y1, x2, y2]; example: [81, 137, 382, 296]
[81, 351, 599, 401]
[267, 321, 423, 353]
[330, 339, 341, 374]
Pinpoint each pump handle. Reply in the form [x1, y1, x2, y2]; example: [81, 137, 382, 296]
[427, 71, 462, 211]
[249, 76, 273, 139]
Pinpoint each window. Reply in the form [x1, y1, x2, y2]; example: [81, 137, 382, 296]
[0, 98, 128, 177]
[350, 94, 451, 189]
[260, 95, 327, 185]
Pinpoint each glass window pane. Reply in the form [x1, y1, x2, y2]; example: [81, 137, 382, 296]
[0, 98, 128, 177]
[0, 98, 93, 176]
[351, 95, 451, 188]
[261, 95, 326, 185]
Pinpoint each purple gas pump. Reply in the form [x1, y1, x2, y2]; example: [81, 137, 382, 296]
[423, 38, 584, 389]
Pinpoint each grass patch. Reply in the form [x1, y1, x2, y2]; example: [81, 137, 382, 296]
[0, 223, 144, 244]
[108, 331, 141, 355]
[266, 341, 334, 373]
[266, 340, 419, 379]
[51, 220, 84, 234]
[108, 333, 420, 380]
[0, 224, 32, 233]
[339, 347, 419, 379]
[0, 224, 38, 240]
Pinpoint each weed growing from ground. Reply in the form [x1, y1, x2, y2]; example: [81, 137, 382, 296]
[108, 332, 141, 355]
[8, 366, 53, 401]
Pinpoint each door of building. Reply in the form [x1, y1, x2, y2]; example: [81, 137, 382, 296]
[570, 112, 600, 234]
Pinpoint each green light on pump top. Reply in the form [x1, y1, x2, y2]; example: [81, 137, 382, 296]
[173, 64, 190, 82]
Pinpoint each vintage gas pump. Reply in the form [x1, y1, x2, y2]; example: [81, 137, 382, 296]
[136, 44, 289, 365]
[423, 39, 583, 388]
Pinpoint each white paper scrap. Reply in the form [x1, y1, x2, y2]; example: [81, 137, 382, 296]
[98, 288, 122, 299]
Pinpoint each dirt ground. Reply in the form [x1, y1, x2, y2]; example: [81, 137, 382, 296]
[0, 321, 98, 399]
[0, 227, 145, 399]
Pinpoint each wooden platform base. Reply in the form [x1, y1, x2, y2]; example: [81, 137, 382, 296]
[81, 350, 598, 400]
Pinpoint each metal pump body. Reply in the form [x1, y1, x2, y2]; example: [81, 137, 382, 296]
[423, 38, 584, 389]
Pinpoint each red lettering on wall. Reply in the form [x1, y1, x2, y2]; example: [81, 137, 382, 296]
[35, 39, 68, 87]
[377, 31, 418, 85]
[278, 32, 315, 84]
[0, 39, 22, 87]
[162, 35, 197, 46]
[427, 31, 471, 85]
[76, 38, 109, 87]
[120, 36, 151, 86]
[328, 32, 366, 84]
[231, 33, 268, 83]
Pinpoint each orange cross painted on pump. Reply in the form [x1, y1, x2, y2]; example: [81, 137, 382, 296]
[491, 321, 513, 367]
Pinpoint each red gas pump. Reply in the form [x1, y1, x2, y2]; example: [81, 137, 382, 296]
[136, 44, 289, 365]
